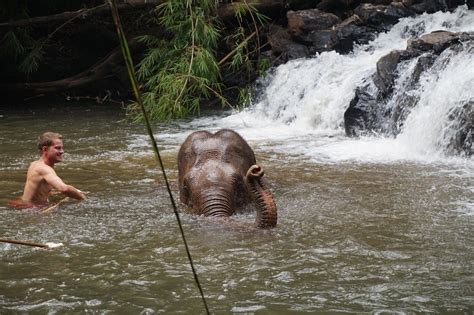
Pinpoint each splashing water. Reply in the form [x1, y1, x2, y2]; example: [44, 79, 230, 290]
[396, 43, 474, 157]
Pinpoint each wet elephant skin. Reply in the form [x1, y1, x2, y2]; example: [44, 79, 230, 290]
[177, 129, 277, 228]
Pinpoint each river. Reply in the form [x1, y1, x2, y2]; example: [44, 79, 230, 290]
[1, 6, 474, 314]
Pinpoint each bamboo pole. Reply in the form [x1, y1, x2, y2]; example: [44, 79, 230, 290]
[107, 1, 210, 314]
[0, 238, 61, 249]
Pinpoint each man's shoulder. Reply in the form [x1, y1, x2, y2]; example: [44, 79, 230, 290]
[30, 160, 55, 174]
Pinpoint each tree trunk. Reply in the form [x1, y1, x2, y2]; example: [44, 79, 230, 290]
[1, 39, 143, 101]
[0, 1, 162, 28]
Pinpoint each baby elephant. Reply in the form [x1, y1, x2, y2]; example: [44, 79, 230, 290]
[177, 129, 277, 228]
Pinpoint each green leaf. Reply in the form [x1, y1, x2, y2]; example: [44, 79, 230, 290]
[132, 0, 269, 121]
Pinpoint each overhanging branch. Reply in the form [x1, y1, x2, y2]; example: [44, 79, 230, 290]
[0, 0, 162, 28]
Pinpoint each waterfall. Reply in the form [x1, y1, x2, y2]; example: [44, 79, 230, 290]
[186, 6, 474, 163]
[395, 44, 474, 156]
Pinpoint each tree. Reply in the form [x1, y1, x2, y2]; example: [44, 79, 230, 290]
[131, 0, 269, 121]
[0, 0, 271, 116]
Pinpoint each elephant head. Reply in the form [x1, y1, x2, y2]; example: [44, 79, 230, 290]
[178, 129, 278, 229]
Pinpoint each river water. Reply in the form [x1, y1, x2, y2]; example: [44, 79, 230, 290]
[1, 6, 474, 315]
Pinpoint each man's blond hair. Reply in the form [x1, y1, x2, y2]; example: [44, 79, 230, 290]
[38, 132, 63, 151]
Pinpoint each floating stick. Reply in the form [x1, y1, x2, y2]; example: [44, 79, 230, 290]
[0, 238, 63, 249]
[40, 197, 70, 214]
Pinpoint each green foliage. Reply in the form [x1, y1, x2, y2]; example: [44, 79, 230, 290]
[19, 39, 46, 76]
[0, 1, 106, 79]
[0, 1, 51, 78]
[133, 0, 269, 121]
[0, 0, 29, 22]
[1, 29, 49, 78]
[226, 2, 268, 73]
[131, 0, 222, 121]
[0, 1, 42, 77]
[0, 30, 26, 59]
[234, 56, 272, 110]
[257, 56, 271, 77]
[223, 3, 270, 112]
[236, 87, 252, 111]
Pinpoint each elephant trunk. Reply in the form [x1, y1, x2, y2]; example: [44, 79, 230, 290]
[246, 165, 278, 229]
[198, 189, 233, 217]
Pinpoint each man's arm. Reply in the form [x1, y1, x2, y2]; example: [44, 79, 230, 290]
[42, 167, 86, 201]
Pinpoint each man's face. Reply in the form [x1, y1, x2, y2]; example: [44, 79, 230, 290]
[42, 138, 64, 163]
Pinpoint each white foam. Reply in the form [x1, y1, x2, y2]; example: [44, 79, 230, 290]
[45, 242, 64, 249]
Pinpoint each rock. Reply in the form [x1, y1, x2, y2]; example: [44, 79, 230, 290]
[410, 53, 437, 83]
[333, 15, 376, 53]
[392, 0, 415, 6]
[373, 50, 402, 94]
[316, 0, 355, 18]
[368, 0, 395, 5]
[266, 25, 310, 63]
[407, 30, 468, 53]
[286, 9, 378, 54]
[305, 29, 336, 53]
[409, 0, 448, 14]
[287, 9, 340, 37]
[286, 9, 341, 54]
[344, 84, 380, 137]
[444, 102, 473, 156]
[353, 2, 413, 29]
[344, 31, 474, 155]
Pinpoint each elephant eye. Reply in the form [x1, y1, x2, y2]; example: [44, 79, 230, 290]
[180, 179, 191, 206]
[231, 173, 244, 187]
[183, 180, 189, 191]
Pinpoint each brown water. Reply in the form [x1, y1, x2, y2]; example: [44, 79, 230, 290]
[1, 104, 473, 314]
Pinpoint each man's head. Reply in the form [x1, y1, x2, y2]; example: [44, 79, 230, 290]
[38, 132, 64, 164]
[38, 132, 63, 150]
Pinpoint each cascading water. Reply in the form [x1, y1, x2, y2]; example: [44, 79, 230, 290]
[189, 6, 473, 163]
[395, 43, 474, 156]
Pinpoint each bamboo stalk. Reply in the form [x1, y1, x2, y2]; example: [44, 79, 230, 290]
[107, 1, 210, 314]
[218, 31, 256, 66]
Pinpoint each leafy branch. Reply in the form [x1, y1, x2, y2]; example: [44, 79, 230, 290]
[132, 0, 269, 121]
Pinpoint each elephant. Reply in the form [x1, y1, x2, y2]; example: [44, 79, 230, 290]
[177, 129, 278, 229]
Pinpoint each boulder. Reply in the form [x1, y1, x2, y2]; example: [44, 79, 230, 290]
[316, 0, 355, 18]
[266, 24, 310, 63]
[407, 30, 469, 53]
[444, 102, 473, 156]
[354, 2, 413, 28]
[286, 9, 341, 53]
[344, 31, 474, 155]
[373, 50, 402, 94]
[287, 9, 340, 37]
[333, 15, 376, 53]
[344, 84, 380, 137]
[409, 0, 448, 14]
[281, 2, 415, 57]
[265, 0, 473, 60]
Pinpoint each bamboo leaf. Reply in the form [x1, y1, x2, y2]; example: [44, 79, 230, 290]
[132, 0, 268, 121]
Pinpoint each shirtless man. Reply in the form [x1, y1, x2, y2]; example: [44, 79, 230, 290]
[19, 132, 86, 207]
